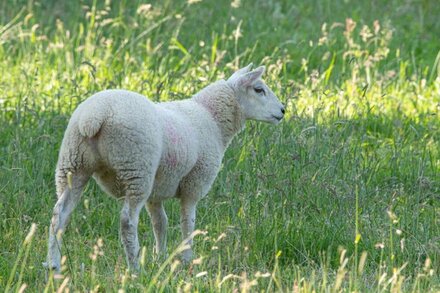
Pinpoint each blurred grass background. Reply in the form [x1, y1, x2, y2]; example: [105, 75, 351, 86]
[0, 0, 439, 291]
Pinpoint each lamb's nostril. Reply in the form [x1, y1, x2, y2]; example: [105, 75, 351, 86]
[281, 107, 285, 114]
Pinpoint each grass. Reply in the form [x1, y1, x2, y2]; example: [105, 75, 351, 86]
[0, 0, 439, 291]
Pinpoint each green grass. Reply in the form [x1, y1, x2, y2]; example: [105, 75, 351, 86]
[0, 0, 439, 291]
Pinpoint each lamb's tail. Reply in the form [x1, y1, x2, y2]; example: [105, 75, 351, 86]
[77, 107, 107, 138]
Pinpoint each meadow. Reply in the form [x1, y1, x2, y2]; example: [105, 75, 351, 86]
[0, 0, 439, 291]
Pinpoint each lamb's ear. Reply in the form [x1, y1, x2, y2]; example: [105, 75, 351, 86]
[238, 63, 254, 74]
[227, 63, 253, 82]
[235, 66, 265, 88]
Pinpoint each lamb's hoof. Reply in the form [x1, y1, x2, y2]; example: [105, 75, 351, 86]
[42, 261, 60, 272]
[127, 262, 140, 274]
[153, 253, 168, 264]
[179, 250, 193, 265]
[42, 262, 61, 281]
[179, 256, 193, 267]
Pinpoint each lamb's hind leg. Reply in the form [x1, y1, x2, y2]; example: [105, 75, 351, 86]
[146, 201, 168, 258]
[120, 194, 147, 270]
[46, 173, 89, 272]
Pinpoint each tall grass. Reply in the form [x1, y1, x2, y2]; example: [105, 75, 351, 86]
[0, 0, 439, 291]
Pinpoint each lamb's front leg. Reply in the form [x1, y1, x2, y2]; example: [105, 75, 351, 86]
[146, 201, 168, 258]
[180, 198, 197, 263]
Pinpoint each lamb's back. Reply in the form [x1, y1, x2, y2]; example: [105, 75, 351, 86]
[71, 89, 158, 138]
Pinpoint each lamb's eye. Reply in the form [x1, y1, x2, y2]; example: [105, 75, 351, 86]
[254, 87, 265, 94]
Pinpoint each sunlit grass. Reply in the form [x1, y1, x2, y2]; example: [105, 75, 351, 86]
[0, 0, 439, 291]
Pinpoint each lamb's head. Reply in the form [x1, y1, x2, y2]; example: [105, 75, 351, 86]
[227, 63, 285, 124]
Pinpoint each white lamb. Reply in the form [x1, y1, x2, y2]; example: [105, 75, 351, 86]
[45, 64, 285, 272]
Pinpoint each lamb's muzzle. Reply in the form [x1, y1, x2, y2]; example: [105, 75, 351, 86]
[46, 63, 284, 272]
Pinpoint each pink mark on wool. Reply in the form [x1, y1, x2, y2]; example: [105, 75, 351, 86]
[163, 123, 182, 168]
[165, 123, 182, 145]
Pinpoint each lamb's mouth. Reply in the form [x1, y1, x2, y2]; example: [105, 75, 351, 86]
[271, 115, 283, 121]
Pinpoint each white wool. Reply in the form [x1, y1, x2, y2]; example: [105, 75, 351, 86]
[46, 64, 285, 272]
[193, 80, 245, 147]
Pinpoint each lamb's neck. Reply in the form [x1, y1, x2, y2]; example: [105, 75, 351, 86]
[193, 80, 245, 148]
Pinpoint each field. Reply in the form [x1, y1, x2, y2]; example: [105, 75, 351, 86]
[0, 0, 439, 291]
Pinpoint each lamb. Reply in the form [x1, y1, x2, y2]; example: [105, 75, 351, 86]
[45, 63, 285, 272]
